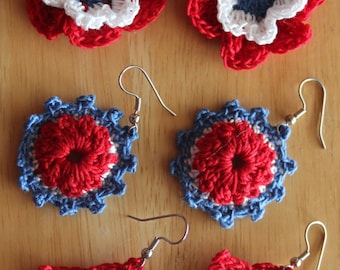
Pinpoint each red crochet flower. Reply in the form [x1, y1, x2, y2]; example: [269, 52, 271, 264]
[26, 0, 165, 48]
[209, 249, 284, 270]
[34, 114, 118, 198]
[191, 121, 276, 206]
[187, 0, 324, 70]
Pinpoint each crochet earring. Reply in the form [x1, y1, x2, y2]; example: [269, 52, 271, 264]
[208, 220, 327, 270]
[26, 0, 166, 48]
[170, 78, 327, 228]
[38, 213, 189, 270]
[17, 65, 175, 216]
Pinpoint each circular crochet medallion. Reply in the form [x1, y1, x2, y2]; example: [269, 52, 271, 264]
[18, 95, 138, 215]
[170, 100, 297, 228]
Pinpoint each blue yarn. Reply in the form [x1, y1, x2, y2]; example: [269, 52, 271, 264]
[17, 95, 138, 216]
[170, 100, 297, 228]
[79, 0, 105, 8]
[234, 0, 276, 19]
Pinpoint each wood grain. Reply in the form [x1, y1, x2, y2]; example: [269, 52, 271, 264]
[0, 1, 339, 269]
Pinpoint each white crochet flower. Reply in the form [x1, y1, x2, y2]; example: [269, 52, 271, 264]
[217, 0, 308, 45]
[42, 0, 140, 30]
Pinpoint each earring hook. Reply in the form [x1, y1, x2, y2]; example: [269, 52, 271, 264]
[284, 78, 327, 149]
[118, 65, 176, 132]
[283, 220, 327, 270]
[127, 213, 189, 267]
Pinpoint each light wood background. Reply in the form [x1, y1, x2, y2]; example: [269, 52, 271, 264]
[1, 1, 339, 269]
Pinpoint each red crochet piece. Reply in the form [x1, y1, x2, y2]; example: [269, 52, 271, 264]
[34, 114, 118, 198]
[38, 257, 144, 270]
[209, 250, 287, 270]
[192, 121, 276, 206]
[26, 0, 165, 48]
[187, 0, 324, 70]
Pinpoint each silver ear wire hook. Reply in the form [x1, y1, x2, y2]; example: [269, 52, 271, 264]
[283, 221, 327, 270]
[118, 65, 176, 132]
[127, 213, 189, 267]
[284, 78, 327, 149]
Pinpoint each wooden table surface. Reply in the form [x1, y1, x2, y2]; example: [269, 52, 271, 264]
[1, 1, 339, 269]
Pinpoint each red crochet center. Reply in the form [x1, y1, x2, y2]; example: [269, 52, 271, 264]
[34, 114, 118, 198]
[38, 257, 144, 270]
[191, 121, 276, 205]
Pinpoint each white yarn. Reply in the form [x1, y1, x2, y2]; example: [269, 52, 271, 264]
[217, 0, 308, 45]
[42, 0, 140, 30]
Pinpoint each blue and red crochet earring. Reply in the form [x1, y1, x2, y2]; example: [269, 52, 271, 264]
[170, 78, 327, 228]
[17, 65, 175, 216]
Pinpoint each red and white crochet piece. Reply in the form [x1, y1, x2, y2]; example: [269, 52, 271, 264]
[187, 0, 324, 70]
[26, 0, 165, 48]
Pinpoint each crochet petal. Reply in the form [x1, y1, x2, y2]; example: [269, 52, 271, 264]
[268, 19, 312, 54]
[187, 0, 222, 39]
[63, 18, 123, 49]
[26, 0, 66, 40]
[124, 0, 166, 31]
[220, 33, 269, 70]
[295, 0, 325, 21]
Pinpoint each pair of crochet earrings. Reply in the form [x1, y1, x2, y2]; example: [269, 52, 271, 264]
[25, 0, 325, 70]
[17, 65, 327, 228]
[38, 215, 327, 270]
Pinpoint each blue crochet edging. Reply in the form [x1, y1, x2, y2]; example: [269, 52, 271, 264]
[17, 95, 138, 216]
[170, 100, 297, 228]
[81, 0, 108, 8]
[234, 0, 276, 18]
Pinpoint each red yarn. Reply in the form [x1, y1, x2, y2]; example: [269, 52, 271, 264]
[209, 249, 253, 270]
[208, 250, 284, 270]
[220, 33, 269, 71]
[267, 19, 312, 54]
[124, 0, 166, 31]
[187, 0, 324, 70]
[26, 0, 165, 48]
[34, 114, 118, 198]
[191, 121, 276, 206]
[26, 0, 66, 40]
[295, 0, 325, 21]
[63, 19, 123, 49]
[187, 0, 222, 39]
[38, 257, 144, 270]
